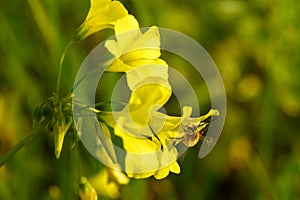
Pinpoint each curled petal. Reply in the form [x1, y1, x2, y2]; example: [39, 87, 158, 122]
[126, 60, 168, 90]
[128, 77, 172, 125]
[75, 0, 128, 40]
[105, 16, 161, 73]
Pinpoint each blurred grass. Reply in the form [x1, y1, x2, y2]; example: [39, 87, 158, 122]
[1, 0, 300, 199]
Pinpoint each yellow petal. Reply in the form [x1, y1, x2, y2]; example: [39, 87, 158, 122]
[105, 57, 133, 72]
[103, 40, 120, 58]
[107, 168, 130, 185]
[90, 169, 121, 199]
[128, 78, 172, 125]
[105, 19, 161, 72]
[153, 161, 180, 179]
[118, 26, 161, 62]
[126, 59, 168, 90]
[113, 116, 161, 177]
[115, 15, 139, 35]
[125, 153, 158, 179]
[114, 118, 160, 153]
[104, 15, 141, 58]
[169, 162, 181, 174]
[153, 147, 179, 179]
[120, 26, 161, 61]
[75, 0, 128, 39]
[150, 106, 193, 133]
[76, 115, 118, 165]
[153, 167, 170, 179]
[199, 109, 220, 121]
[126, 171, 154, 179]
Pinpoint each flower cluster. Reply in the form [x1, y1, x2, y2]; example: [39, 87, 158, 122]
[74, 0, 219, 180]
[22, 0, 222, 199]
[33, 93, 73, 159]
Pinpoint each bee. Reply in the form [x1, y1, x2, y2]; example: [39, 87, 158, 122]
[181, 121, 210, 147]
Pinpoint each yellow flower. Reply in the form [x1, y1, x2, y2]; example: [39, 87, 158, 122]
[114, 116, 180, 179]
[75, 0, 128, 40]
[77, 6, 220, 179]
[78, 177, 98, 200]
[99, 106, 219, 179]
[100, 106, 193, 179]
[90, 168, 129, 199]
[105, 15, 169, 90]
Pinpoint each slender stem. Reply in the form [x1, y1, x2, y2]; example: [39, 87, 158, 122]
[0, 124, 44, 167]
[75, 143, 81, 179]
[56, 39, 74, 99]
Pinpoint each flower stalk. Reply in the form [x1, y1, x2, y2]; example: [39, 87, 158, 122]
[0, 123, 45, 167]
[56, 39, 74, 100]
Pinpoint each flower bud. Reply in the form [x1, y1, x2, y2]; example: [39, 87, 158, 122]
[78, 177, 98, 200]
[54, 118, 72, 159]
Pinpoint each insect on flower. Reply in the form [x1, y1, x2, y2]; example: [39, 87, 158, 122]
[178, 114, 218, 149]
[181, 121, 210, 147]
[166, 109, 219, 152]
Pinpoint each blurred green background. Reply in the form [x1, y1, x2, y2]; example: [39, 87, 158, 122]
[1, 0, 300, 199]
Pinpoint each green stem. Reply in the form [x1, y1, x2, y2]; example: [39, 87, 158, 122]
[56, 39, 74, 99]
[0, 124, 44, 167]
[75, 143, 81, 179]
